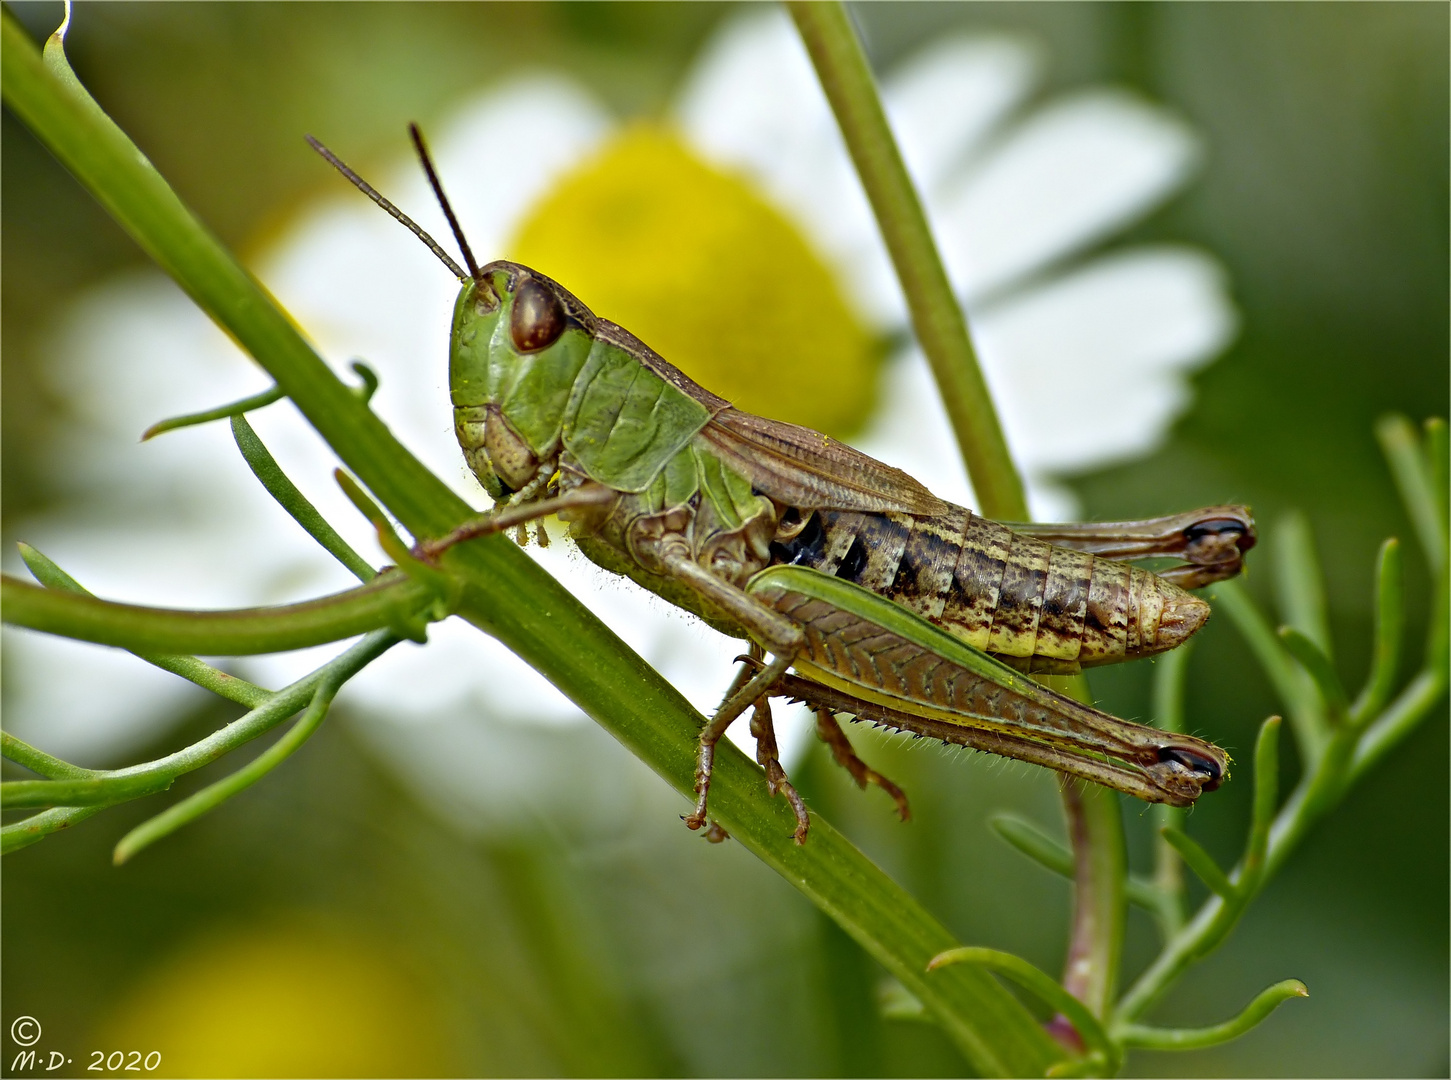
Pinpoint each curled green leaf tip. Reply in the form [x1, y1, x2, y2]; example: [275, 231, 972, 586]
[1115, 979, 1308, 1050]
[141, 385, 285, 441]
[927, 946, 1116, 1067]
[350, 361, 380, 404]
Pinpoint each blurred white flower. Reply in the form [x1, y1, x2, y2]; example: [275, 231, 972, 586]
[3, 12, 1234, 828]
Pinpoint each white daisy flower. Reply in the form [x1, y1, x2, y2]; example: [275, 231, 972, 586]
[4, 12, 1234, 831]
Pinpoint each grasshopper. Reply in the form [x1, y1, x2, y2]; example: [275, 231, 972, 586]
[310, 129, 1254, 842]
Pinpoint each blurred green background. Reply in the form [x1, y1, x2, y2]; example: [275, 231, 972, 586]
[2, 3, 1445, 1077]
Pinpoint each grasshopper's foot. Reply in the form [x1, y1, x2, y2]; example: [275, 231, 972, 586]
[684, 735, 719, 835]
[751, 698, 811, 844]
[815, 708, 911, 822]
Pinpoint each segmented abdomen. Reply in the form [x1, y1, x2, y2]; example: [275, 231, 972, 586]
[768, 506, 1204, 669]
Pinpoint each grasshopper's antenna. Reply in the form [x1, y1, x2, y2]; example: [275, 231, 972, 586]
[408, 123, 483, 283]
[305, 134, 470, 283]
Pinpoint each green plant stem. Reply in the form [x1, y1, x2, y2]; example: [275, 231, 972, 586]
[1036, 670, 1126, 1028]
[990, 813, 1163, 913]
[1, 630, 398, 855]
[1213, 579, 1325, 761]
[1351, 668, 1448, 780]
[1, 18, 1064, 1071]
[785, 0, 1027, 523]
[1272, 511, 1331, 656]
[1278, 628, 1349, 723]
[1058, 776, 1126, 1020]
[1377, 414, 1446, 576]
[1116, 718, 1282, 1022]
[1351, 538, 1404, 724]
[3, 773, 174, 809]
[231, 414, 377, 583]
[1, 806, 107, 853]
[114, 676, 341, 864]
[1, 733, 93, 780]
[2, 571, 434, 655]
[1118, 428, 1446, 1035]
[1159, 827, 1235, 900]
[1115, 666, 1442, 1024]
[17, 542, 271, 708]
[1242, 717, 1282, 889]
[1149, 645, 1191, 936]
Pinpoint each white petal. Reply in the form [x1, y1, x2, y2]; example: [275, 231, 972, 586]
[882, 35, 1042, 195]
[973, 246, 1237, 473]
[674, 11, 836, 205]
[936, 90, 1202, 300]
[819, 348, 1080, 520]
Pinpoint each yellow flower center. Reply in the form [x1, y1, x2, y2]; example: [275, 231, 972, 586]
[507, 125, 878, 436]
[94, 925, 453, 1077]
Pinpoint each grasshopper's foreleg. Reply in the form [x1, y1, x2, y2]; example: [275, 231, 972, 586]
[417, 484, 615, 561]
[813, 709, 911, 822]
[659, 549, 809, 842]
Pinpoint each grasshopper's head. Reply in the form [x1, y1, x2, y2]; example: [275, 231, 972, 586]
[448, 261, 597, 406]
[448, 262, 597, 497]
[306, 129, 599, 500]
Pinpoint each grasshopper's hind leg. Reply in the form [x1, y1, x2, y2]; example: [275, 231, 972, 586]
[814, 709, 911, 822]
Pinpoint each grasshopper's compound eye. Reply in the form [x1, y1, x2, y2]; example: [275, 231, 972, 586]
[510, 278, 566, 352]
[1157, 745, 1224, 790]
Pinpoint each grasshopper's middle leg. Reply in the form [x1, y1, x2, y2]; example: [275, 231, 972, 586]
[657, 548, 809, 842]
[744, 645, 811, 842]
[691, 656, 809, 843]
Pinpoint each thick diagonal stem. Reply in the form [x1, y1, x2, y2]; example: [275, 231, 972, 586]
[786, 1, 1027, 522]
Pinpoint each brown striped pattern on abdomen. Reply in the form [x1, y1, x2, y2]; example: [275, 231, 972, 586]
[768, 505, 1207, 669]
